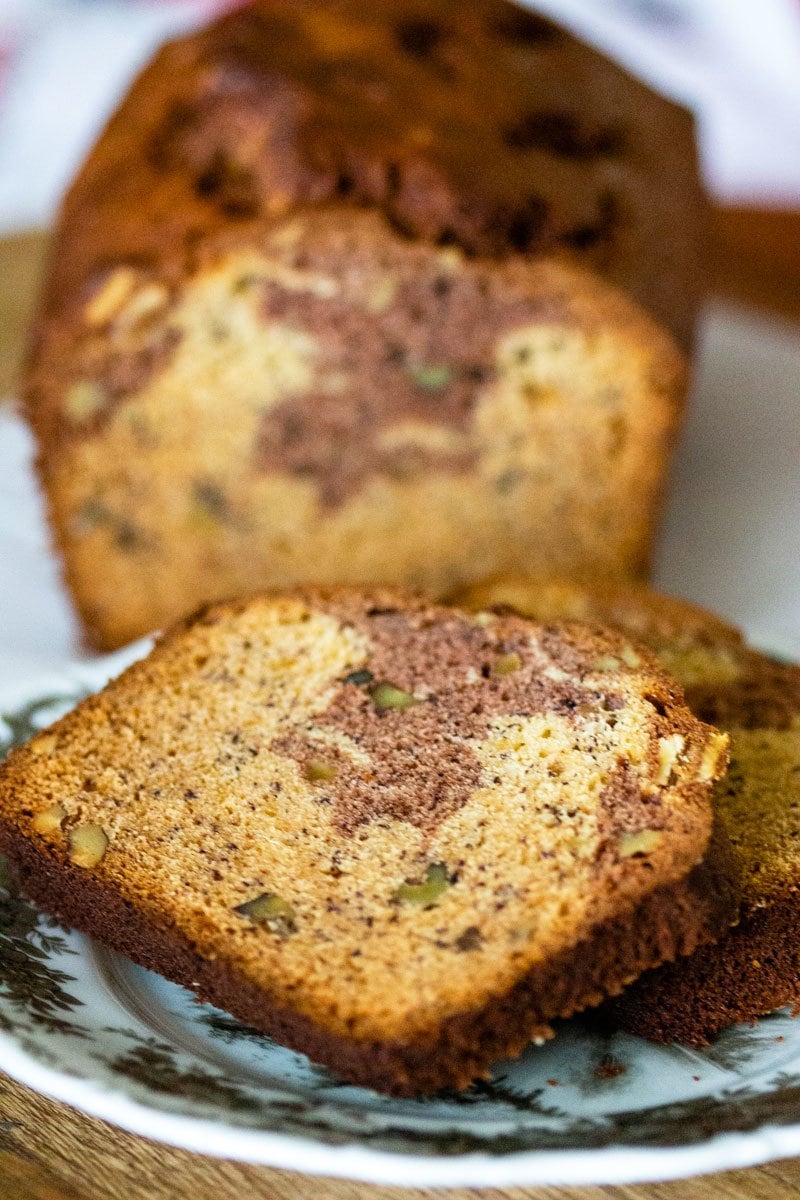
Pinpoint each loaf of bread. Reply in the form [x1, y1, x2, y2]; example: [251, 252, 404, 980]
[0, 589, 732, 1094]
[25, 0, 702, 650]
[455, 575, 800, 1044]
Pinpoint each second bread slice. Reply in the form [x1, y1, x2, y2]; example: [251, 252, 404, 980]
[455, 576, 800, 1045]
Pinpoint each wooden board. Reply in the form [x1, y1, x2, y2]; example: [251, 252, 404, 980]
[1, 208, 800, 1198]
[6, 1071, 800, 1200]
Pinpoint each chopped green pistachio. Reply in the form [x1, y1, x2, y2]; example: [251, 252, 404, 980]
[343, 669, 374, 686]
[73, 498, 109, 533]
[235, 892, 296, 934]
[71, 498, 142, 551]
[494, 468, 525, 495]
[370, 682, 421, 711]
[394, 863, 451, 907]
[593, 654, 621, 672]
[188, 481, 231, 532]
[407, 362, 453, 390]
[620, 645, 642, 669]
[187, 507, 219, 534]
[193, 481, 228, 517]
[493, 652, 522, 675]
[232, 273, 259, 294]
[113, 519, 142, 552]
[305, 759, 338, 783]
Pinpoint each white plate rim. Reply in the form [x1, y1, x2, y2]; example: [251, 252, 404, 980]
[2, 1020, 800, 1187]
[2, 651, 800, 1186]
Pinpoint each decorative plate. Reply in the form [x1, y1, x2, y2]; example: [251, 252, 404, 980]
[2, 656, 800, 1188]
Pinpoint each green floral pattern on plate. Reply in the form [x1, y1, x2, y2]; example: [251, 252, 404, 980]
[3, 678, 800, 1163]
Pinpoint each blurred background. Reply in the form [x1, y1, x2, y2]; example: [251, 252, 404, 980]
[1, 0, 800, 230]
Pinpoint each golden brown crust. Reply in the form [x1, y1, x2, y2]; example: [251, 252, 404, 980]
[0, 812, 737, 1094]
[32, 0, 705, 346]
[0, 588, 730, 1092]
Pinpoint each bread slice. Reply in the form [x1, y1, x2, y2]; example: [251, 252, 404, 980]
[455, 575, 800, 1043]
[0, 589, 730, 1093]
[26, 0, 702, 650]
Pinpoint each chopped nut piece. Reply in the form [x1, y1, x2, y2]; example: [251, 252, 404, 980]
[28, 733, 57, 757]
[305, 759, 337, 783]
[620, 645, 642, 668]
[69, 824, 109, 868]
[493, 652, 522, 675]
[235, 892, 296, 935]
[698, 732, 729, 782]
[65, 381, 107, 424]
[618, 829, 663, 858]
[495, 469, 525, 495]
[407, 362, 453, 390]
[655, 734, 685, 785]
[115, 283, 169, 332]
[188, 481, 230, 532]
[270, 221, 304, 249]
[320, 372, 349, 396]
[31, 804, 67, 835]
[393, 863, 451, 907]
[366, 275, 397, 313]
[370, 682, 421, 711]
[437, 247, 462, 270]
[473, 611, 496, 627]
[593, 654, 621, 672]
[342, 668, 374, 686]
[84, 267, 137, 327]
[454, 925, 483, 951]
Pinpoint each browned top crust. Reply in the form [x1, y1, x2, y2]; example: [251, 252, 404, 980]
[32, 0, 705, 355]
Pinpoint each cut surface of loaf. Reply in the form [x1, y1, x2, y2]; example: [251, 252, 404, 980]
[455, 575, 800, 1044]
[0, 590, 730, 1094]
[26, 0, 698, 651]
[34, 210, 685, 650]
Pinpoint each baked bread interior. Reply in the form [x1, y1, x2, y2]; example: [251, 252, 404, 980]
[0, 588, 730, 1091]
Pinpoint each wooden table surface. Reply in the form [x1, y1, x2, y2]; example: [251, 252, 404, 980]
[1, 207, 800, 1200]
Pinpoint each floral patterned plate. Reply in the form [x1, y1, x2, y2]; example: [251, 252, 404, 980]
[2, 652, 800, 1188]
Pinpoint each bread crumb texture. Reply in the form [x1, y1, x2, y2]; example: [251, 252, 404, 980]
[0, 591, 723, 1050]
[33, 209, 685, 650]
[454, 574, 800, 1041]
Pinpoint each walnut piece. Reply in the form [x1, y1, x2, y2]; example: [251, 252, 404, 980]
[698, 732, 729, 781]
[69, 824, 109, 868]
[618, 829, 663, 858]
[84, 267, 138, 327]
[31, 804, 66, 835]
